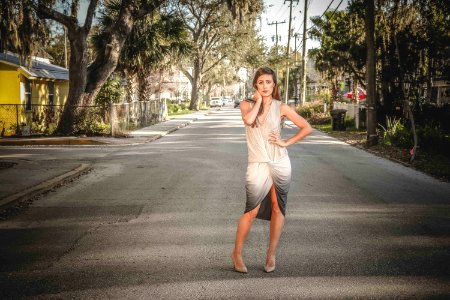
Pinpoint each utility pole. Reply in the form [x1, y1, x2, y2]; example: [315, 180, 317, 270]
[293, 32, 300, 102]
[284, 0, 298, 104]
[294, 33, 300, 64]
[267, 19, 286, 81]
[300, 0, 308, 106]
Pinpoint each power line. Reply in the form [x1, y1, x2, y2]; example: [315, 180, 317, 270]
[319, 0, 336, 19]
[305, 0, 344, 33]
[327, 0, 345, 20]
[272, 3, 291, 21]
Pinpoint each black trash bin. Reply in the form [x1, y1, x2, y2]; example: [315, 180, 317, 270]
[331, 109, 347, 131]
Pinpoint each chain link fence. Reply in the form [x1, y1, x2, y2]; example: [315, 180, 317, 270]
[0, 104, 65, 137]
[0, 99, 167, 137]
[110, 100, 167, 137]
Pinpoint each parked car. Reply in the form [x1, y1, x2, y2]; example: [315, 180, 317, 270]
[223, 96, 233, 105]
[210, 97, 223, 107]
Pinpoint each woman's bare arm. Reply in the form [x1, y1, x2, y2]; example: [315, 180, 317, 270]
[268, 103, 313, 147]
[240, 92, 262, 126]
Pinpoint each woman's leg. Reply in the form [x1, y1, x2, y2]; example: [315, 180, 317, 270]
[232, 204, 260, 272]
[266, 184, 285, 270]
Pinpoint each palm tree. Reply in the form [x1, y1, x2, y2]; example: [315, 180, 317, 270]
[93, 2, 192, 102]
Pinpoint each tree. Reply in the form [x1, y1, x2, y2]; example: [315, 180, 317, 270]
[309, 9, 367, 89]
[45, 25, 69, 67]
[202, 61, 238, 99]
[35, 0, 165, 134]
[365, 0, 378, 146]
[175, 0, 262, 110]
[93, 2, 191, 102]
[0, 0, 49, 66]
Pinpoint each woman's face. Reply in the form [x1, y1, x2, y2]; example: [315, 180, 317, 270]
[255, 74, 275, 97]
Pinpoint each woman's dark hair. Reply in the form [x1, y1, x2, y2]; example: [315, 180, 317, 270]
[245, 67, 281, 127]
[252, 67, 281, 100]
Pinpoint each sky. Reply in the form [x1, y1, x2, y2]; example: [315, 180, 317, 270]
[259, 0, 350, 51]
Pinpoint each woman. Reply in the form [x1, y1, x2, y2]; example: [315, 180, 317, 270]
[231, 67, 312, 273]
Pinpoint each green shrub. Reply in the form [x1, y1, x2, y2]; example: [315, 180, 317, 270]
[95, 76, 124, 106]
[379, 117, 412, 148]
[168, 103, 193, 115]
[417, 123, 446, 152]
[168, 103, 179, 114]
[308, 112, 331, 125]
[296, 100, 324, 118]
[74, 108, 111, 136]
[345, 116, 356, 129]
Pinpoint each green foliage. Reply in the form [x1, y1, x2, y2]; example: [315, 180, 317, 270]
[313, 123, 332, 132]
[168, 103, 192, 115]
[95, 76, 124, 106]
[309, 9, 366, 83]
[0, 1, 49, 65]
[94, 3, 192, 76]
[29, 106, 63, 135]
[345, 116, 356, 130]
[416, 122, 449, 153]
[309, 0, 450, 119]
[308, 113, 331, 125]
[73, 108, 111, 136]
[168, 103, 179, 114]
[296, 100, 325, 118]
[379, 117, 412, 148]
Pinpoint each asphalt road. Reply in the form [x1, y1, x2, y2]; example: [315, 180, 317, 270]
[1, 107, 449, 299]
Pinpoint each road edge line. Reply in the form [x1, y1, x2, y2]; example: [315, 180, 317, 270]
[0, 163, 91, 209]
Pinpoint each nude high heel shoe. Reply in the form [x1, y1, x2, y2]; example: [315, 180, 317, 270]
[264, 256, 276, 273]
[264, 264, 276, 273]
[231, 254, 248, 273]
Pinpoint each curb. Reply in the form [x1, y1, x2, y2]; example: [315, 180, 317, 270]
[0, 163, 91, 210]
[313, 128, 414, 168]
[353, 144, 413, 168]
[118, 118, 201, 146]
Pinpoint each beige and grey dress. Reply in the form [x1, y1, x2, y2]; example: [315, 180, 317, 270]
[244, 100, 291, 220]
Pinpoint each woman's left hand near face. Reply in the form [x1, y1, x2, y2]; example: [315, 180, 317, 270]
[268, 131, 287, 147]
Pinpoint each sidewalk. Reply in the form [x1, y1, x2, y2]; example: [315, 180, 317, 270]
[0, 110, 210, 147]
[0, 110, 210, 211]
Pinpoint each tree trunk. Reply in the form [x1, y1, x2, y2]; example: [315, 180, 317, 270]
[394, 31, 418, 161]
[189, 63, 201, 110]
[138, 71, 151, 102]
[124, 71, 138, 102]
[330, 78, 337, 110]
[365, 0, 378, 146]
[55, 28, 89, 135]
[426, 56, 433, 103]
[83, 0, 165, 105]
[84, 11, 136, 105]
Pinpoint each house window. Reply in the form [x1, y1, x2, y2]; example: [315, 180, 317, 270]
[25, 80, 32, 111]
[48, 82, 55, 105]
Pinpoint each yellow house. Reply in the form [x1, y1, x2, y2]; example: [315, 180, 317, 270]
[0, 52, 69, 136]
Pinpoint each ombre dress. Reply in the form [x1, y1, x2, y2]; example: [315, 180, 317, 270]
[244, 100, 291, 220]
